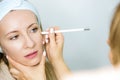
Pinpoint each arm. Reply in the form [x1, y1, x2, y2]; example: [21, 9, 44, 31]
[45, 27, 71, 80]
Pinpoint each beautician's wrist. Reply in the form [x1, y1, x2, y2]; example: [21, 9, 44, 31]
[49, 55, 64, 65]
[50, 57, 65, 66]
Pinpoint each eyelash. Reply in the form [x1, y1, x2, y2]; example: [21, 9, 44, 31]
[30, 27, 38, 33]
[9, 27, 38, 40]
[10, 35, 19, 40]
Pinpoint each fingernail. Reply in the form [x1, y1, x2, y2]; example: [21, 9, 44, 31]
[50, 28, 54, 33]
[45, 39, 48, 43]
[43, 50, 46, 56]
[6, 55, 8, 59]
[42, 41, 45, 44]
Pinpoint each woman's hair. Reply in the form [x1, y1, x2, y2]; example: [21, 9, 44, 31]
[109, 3, 120, 65]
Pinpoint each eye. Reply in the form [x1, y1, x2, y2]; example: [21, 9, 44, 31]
[30, 27, 38, 33]
[10, 35, 19, 40]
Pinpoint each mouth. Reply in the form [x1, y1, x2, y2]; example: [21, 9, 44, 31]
[24, 51, 38, 59]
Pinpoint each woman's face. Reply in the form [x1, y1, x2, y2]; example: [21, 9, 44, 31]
[0, 10, 43, 66]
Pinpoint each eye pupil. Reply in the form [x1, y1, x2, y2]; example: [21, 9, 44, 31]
[10, 35, 19, 40]
[31, 27, 38, 33]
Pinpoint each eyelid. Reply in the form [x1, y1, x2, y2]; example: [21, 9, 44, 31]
[9, 35, 19, 40]
[30, 27, 38, 33]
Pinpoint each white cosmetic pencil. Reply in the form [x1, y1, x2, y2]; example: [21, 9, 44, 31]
[41, 28, 90, 34]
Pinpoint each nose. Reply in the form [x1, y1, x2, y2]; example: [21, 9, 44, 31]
[24, 35, 35, 49]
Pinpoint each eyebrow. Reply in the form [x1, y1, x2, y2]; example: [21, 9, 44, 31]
[27, 23, 38, 29]
[5, 23, 38, 36]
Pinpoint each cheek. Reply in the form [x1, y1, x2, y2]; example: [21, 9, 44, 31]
[34, 33, 43, 46]
[2, 42, 26, 65]
[2, 41, 23, 57]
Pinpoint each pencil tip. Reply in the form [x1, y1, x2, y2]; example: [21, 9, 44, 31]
[84, 28, 90, 31]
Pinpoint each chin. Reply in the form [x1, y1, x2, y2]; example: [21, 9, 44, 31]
[29, 58, 41, 66]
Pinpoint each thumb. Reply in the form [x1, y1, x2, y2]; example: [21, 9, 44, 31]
[10, 68, 27, 80]
[10, 68, 20, 79]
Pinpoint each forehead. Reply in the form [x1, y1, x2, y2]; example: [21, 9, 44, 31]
[0, 10, 38, 36]
[0, 10, 37, 26]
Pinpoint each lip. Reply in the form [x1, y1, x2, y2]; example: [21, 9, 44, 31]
[24, 51, 38, 59]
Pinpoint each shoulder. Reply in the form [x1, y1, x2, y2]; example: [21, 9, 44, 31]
[63, 66, 120, 80]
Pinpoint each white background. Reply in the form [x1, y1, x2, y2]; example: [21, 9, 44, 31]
[29, 0, 120, 71]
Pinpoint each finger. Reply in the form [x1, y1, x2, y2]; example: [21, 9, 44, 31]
[54, 27, 61, 36]
[10, 68, 27, 80]
[11, 75, 18, 80]
[45, 34, 49, 43]
[10, 68, 20, 75]
[49, 28, 56, 45]
[54, 27, 64, 38]
[10, 68, 20, 79]
[44, 28, 49, 44]
[54, 27, 64, 44]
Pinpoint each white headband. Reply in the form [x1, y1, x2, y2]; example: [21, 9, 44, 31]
[0, 0, 41, 52]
